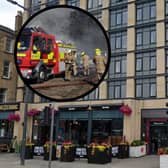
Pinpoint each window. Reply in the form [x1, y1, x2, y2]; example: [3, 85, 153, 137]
[109, 55, 126, 78]
[108, 80, 126, 99]
[88, 0, 102, 9]
[0, 89, 7, 103]
[66, 0, 80, 7]
[150, 30, 156, 43]
[47, 0, 59, 6]
[111, 0, 127, 5]
[136, 1, 156, 23]
[136, 78, 156, 98]
[83, 88, 99, 100]
[136, 84, 142, 97]
[150, 83, 156, 97]
[136, 51, 156, 76]
[5, 37, 13, 53]
[115, 61, 121, 73]
[136, 58, 142, 71]
[110, 8, 127, 28]
[165, 23, 168, 44]
[166, 0, 168, 16]
[136, 26, 156, 49]
[2, 61, 11, 79]
[93, 12, 102, 23]
[166, 50, 168, 68]
[150, 56, 156, 70]
[32, 0, 41, 13]
[110, 31, 127, 52]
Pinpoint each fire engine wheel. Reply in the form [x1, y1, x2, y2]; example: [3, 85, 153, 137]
[37, 68, 47, 83]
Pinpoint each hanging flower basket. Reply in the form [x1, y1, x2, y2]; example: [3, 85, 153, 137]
[27, 109, 41, 116]
[119, 105, 132, 115]
[7, 113, 21, 122]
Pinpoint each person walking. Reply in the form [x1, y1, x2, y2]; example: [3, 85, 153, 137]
[81, 51, 90, 76]
[93, 48, 107, 80]
[64, 49, 74, 81]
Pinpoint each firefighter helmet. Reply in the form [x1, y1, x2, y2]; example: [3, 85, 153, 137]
[95, 48, 101, 55]
[81, 51, 85, 56]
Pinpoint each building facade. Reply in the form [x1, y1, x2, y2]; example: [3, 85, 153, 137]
[0, 25, 18, 143]
[14, 0, 168, 154]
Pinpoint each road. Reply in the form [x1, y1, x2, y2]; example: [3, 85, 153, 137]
[30, 68, 99, 100]
[0, 153, 159, 168]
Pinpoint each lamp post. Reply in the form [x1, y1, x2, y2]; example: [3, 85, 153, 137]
[7, 0, 30, 11]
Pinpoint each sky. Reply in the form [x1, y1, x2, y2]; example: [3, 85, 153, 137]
[0, 0, 24, 30]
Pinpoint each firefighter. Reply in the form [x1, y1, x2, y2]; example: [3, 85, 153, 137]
[71, 50, 77, 76]
[93, 48, 107, 80]
[64, 49, 74, 81]
[81, 51, 90, 76]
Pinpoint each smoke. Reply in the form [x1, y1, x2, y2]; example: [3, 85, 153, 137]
[26, 7, 109, 57]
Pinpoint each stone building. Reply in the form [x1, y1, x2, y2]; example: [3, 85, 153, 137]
[14, 0, 168, 154]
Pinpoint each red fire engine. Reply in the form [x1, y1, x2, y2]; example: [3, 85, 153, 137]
[17, 27, 76, 82]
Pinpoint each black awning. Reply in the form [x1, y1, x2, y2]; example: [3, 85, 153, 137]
[58, 105, 89, 111]
[91, 104, 123, 111]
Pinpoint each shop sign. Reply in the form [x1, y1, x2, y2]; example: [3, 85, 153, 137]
[91, 104, 121, 110]
[0, 103, 19, 111]
[59, 105, 89, 111]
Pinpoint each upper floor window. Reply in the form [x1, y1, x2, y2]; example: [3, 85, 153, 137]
[109, 55, 126, 78]
[5, 37, 13, 53]
[110, 8, 127, 28]
[66, 0, 80, 7]
[110, 31, 127, 53]
[136, 26, 156, 49]
[0, 89, 7, 103]
[108, 80, 126, 99]
[93, 12, 102, 23]
[47, 0, 59, 6]
[136, 51, 156, 76]
[88, 0, 102, 9]
[136, 78, 156, 98]
[83, 88, 99, 100]
[32, 0, 41, 13]
[2, 61, 11, 79]
[110, 0, 127, 6]
[136, 1, 156, 24]
[166, 0, 168, 16]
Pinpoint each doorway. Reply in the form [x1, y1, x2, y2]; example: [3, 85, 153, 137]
[149, 121, 168, 154]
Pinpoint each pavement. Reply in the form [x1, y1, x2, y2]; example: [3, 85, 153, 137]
[0, 153, 159, 168]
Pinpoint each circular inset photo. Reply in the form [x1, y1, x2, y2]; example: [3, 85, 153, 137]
[15, 5, 111, 101]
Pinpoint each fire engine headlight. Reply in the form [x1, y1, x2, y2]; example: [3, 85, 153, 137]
[21, 69, 32, 78]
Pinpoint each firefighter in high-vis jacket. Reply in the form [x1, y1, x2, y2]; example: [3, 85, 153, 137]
[64, 49, 74, 81]
[93, 48, 107, 80]
[81, 51, 90, 76]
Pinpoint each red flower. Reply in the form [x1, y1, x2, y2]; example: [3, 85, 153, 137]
[119, 105, 132, 115]
[7, 113, 20, 122]
[27, 109, 41, 116]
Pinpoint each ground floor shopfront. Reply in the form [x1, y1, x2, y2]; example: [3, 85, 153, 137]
[13, 99, 168, 155]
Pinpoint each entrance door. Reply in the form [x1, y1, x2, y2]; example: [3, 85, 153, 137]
[150, 121, 168, 154]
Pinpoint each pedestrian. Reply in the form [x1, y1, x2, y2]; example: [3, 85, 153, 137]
[93, 48, 107, 80]
[81, 51, 90, 76]
[64, 49, 74, 81]
[11, 136, 17, 153]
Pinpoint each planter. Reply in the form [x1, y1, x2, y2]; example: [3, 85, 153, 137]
[87, 146, 112, 164]
[118, 144, 129, 159]
[160, 155, 168, 168]
[24, 145, 34, 159]
[60, 146, 75, 162]
[43, 146, 57, 160]
[129, 145, 146, 157]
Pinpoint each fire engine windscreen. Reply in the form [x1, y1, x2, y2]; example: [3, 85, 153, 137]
[18, 35, 31, 51]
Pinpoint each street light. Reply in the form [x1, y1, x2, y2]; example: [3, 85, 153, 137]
[7, 0, 30, 11]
